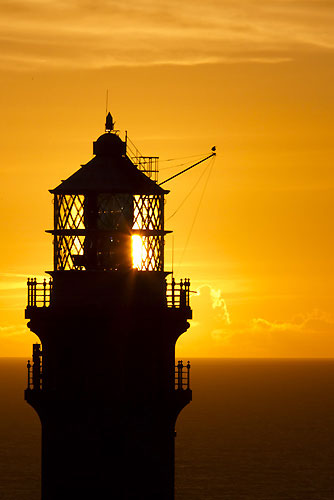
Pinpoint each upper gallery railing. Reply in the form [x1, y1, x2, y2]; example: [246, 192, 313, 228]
[27, 277, 191, 310]
[165, 278, 191, 309]
[27, 278, 52, 307]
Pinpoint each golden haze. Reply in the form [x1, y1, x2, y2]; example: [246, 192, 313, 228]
[0, 0, 333, 357]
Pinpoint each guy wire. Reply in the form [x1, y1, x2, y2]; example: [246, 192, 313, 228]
[176, 155, 216, 272]
[160, 153, 206, 163]
[167, 160, 212, 221]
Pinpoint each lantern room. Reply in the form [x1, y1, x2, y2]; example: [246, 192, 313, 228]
[48, 116, 168, 273]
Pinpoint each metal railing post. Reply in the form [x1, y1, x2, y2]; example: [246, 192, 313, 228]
[180, 279, 185, 308]
[27, 278, 30, 306]
[186, 361, 190, 389]
[172, 277, 175, 308]
[43, 279, 46, 306]
[32, 344, 42, 391]
[27, 360, 31, 389]
[178, 360, 183, 389]
[33, 278, 37, 307]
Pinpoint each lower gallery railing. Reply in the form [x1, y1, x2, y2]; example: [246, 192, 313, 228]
[175, 360, 191, 390]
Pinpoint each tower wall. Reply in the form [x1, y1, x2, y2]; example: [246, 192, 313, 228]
[26, 272, 191, 499]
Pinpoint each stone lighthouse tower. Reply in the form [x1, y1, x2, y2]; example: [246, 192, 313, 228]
[25, 114, 192, 500]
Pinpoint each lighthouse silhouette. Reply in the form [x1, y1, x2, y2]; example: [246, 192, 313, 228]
[25, 113, 192, 500]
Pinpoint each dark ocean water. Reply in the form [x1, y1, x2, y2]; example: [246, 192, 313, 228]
[1, 358, 334, 499]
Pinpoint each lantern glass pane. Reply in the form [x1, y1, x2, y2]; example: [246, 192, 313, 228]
[56, 195, 84, 230]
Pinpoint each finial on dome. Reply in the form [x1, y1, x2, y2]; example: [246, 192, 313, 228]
[105, 112, 114, 133]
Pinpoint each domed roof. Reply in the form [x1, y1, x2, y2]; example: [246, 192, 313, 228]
[93, 132, 126, 157]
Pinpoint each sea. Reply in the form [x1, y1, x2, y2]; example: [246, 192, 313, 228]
[1, 358, 334, 499]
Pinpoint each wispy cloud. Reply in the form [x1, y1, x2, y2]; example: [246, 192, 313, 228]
[0, 0, 332, 70]
[209, 310, 334, 356]
[0, 324, 27, 337]
[0, 272, 47, 291]
[212, 310, 334, 339]
[179, 285, 334, 357]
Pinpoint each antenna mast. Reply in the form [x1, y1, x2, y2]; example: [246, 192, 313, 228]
[172, 235, 174, 278]
[105, 89, 109, 116]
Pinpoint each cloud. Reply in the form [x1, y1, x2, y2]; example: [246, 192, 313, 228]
[0, 282, 26, 291]
[0, 324, 27, 337]
[210, 287, 231, 324]
[211, 310, 334, 344]
[0, 273, 47, 291]
[0, 0, 332, 70]
[190, 284, 231, 326]
[178, 286, 334, 357]
[250, 310, 334, 335]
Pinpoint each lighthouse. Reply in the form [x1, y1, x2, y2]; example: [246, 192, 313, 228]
[25, 114, 192, 500]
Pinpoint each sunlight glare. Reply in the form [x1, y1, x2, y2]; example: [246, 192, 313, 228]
[132, 235, 144, 269]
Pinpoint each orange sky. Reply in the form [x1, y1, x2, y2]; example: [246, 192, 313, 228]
[0, 0, 333, 357]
